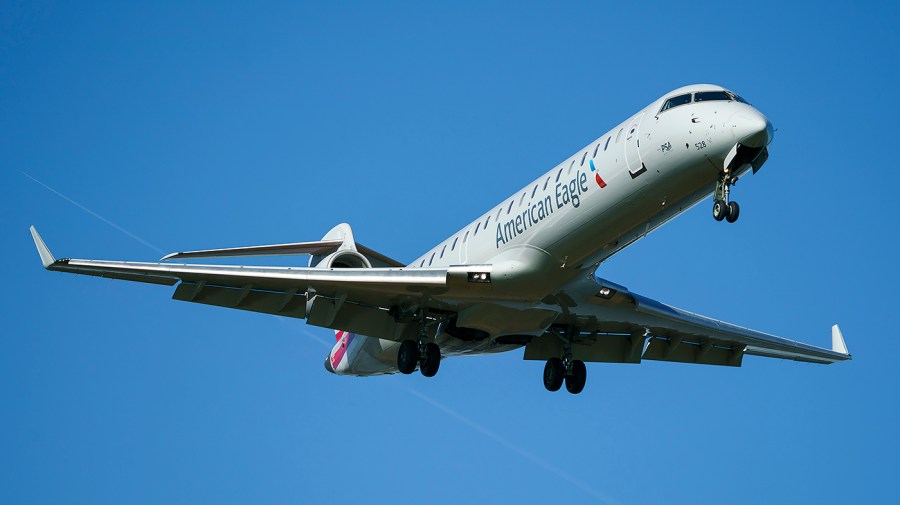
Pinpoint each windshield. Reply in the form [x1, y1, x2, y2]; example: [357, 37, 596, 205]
[659, 94, 692, 113]
[694, 91, 733, 102]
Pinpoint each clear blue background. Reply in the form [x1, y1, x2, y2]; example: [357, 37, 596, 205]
[3, 2, 897, 504]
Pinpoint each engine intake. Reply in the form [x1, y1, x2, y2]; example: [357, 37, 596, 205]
[316, 250, 372, 269]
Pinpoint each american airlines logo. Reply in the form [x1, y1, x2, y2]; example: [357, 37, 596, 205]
[589, 159, 607, 188]
[495, 170, 590, 248]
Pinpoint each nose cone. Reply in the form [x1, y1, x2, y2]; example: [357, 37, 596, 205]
[734, 110, 774, 148]
[324, 356, 335, 374]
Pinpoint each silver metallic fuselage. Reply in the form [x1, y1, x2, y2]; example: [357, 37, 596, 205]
[328, 84, 773, 375]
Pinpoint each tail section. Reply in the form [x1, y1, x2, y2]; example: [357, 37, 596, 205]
[324, 329, 405, 376]
[325, 330, 356, 374]
[310, 223, 405, 268]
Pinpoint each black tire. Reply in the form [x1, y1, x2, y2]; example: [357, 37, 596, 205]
[543, 357, 565, 392]
[726, 201, 740, 223]
[712, 200, 727, 221]
[565, 360, 587, 394]
[397, 340, 418, 375]
[420, 342, 441, 377]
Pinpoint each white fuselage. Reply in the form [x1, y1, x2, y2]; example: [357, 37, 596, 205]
[327, 84, 773, 376]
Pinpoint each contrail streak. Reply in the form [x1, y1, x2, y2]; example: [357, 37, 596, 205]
[21, 170, 165, 255]
[279, 319, 621, 504]
[404, 386, 622, 505]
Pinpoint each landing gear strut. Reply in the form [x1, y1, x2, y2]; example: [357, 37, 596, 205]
[542, 327, 587, 394]
[712, 171, 740, 223]
[397, 309, 442, 377]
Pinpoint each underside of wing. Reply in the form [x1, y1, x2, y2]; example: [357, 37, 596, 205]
[524, 276, 851, 367]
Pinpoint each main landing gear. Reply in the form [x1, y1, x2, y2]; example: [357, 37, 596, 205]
[712, 171, 740, 223]
[543, 357, 587, 394]
[397, 309, 441, 377]
[542, 327, 587, 394]
[398, 340, 441, 376]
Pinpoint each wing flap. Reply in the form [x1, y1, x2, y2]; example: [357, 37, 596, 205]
[172, 283, 308, 318]
[641, 337, 744, 367]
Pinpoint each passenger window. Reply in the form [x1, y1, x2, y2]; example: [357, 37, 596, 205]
[463, 230, 470, 243]
[440, 245, 446, 258]
[615, 128, 623, 143]
[507, 200, 514, 213]
[593, 144, 599, 157]
[428, 252, 435, 266]
[556, 168, 563, 182]
[659, 93, 692, 113]
[543, 176, 550, 190]
[567, 160, 575, 174]
[485, 215, 491, 227]
[580, 152, 587, 166]
[451, 236, 458, 250]
[495, 206, 503, 220]
[474, 222, 480, 235]
[420, 259, 425, 267]
[531, 184, 538, 198]
[604, 136, 611, 151]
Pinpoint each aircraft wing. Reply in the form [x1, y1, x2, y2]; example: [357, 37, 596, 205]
[31, 227, 851, 367]
[29, 227, 489, 340]
[524, 277, 851, 367]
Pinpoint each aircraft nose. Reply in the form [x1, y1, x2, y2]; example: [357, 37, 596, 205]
[324, 356, 335, 374]
[734, 109, 774, 148]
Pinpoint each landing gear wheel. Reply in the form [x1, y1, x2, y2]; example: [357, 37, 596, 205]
[397, 340, 419, 375]
[543, 357, 565, 392]
[725, 201, 740, 223]
[712, 200, 728, 221]
[565, 360, 587, 394]
[420, 342, 441, 377]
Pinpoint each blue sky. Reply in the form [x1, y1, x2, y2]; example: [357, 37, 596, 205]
[2, 1, 898, 504]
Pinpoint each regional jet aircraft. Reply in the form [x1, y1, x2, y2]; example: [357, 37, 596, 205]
[30, 84, 851, 394]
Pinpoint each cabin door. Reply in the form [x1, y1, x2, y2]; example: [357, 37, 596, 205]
[624, 113, 647, 180]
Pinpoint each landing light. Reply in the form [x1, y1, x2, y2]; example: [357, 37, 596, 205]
[468, 272, 491, 283]
[597, 287, 616, 299]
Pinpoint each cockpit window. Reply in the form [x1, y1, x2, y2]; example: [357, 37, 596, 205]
[733, 94, 750, 104]
[694, 91, 732, 102]
[659, 94, 692, 113]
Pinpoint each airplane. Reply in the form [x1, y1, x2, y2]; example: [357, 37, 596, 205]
[30, 84, 851, 394]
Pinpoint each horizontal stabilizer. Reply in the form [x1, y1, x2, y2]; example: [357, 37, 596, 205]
[161, 240, 344, 261]
[161, 239, 404, 268]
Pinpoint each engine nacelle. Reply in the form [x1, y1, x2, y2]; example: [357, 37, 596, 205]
[315, 250, 372, 269]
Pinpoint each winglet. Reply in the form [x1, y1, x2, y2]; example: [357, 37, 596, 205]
[29, 226, 56, 268]
[831, 324, 849, 355]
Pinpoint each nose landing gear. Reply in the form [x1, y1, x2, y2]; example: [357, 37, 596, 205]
[712, 171, 740, 223]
